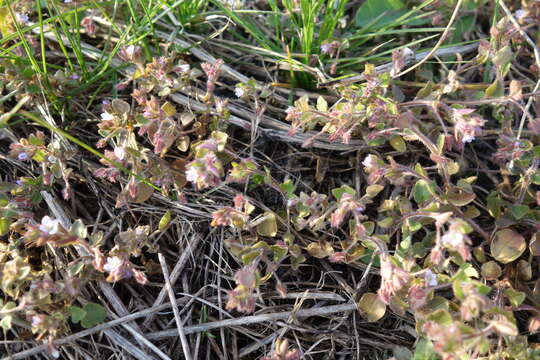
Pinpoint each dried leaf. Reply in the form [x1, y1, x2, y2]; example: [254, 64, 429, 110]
[306, 242, 333, 258]
[161, 101, 177, 117]
[490, 319, 518, 336]
[530, 232, 540, 256]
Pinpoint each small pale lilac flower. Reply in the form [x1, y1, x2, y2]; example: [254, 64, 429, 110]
[47, 155, 57, 163]
[424, 269, 438, 286]
[362, 155, 376, 168]
[101, 112, 114, 121]
[114, 146, 126, 160]
[234, 87, 245, 97]
[462, 134, 475, 143]
[515, 9, 527, 20]
[31, 314, 46, 327]
[125, 45, 135, 57]
[441, 231, 463, 248]
[18, 152, 29, 161]
[320, 43, 332, 54]
[39, 216, 61, 235]
[176, 64, 190, 73]
[16, 13, 29, 24]
[103, 256, 123, 272]
[185, 167, 199, 183]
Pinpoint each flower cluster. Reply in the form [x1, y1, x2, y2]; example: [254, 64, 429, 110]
[9, 132, 75, 200]
[451, 108, 486, 146]
[211, 194, 254, 229]
[201, 59, 224, 99]
[262, 338, 301, 360]
[285, 69, 396, 146]
[377, 255, 410, 304]
[185, 131, 228, 190]
[226, 265, 258, 313]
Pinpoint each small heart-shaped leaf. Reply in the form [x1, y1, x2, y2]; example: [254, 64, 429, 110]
[69, 306, 87, 324]
[510, 205, 529, 220]
[80, 303, 107, 329]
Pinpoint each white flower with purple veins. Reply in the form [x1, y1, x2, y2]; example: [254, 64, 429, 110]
[362, 155, 380, 172]
[125, 45, 135, 57]
[234, 87, 245, 98]
[18, 152, 29, 161]
[515, 9, 528, 20]
[30, 314, 46, 327]
[39, 216, 61, 235]
[177, 64, 190, 73]
[48, 155, 57, 163]
[461, 134, 475, 143]
[185, 166, 200, 183]
[16, 13, 29, 24]
[362, 155, 376, 168]
[101, 112, 114, 121]
[441, 230, 464, 248]
[114, 146, 125, 160]
[103, 256, 123, 272]
[320, 43, 331, 54]
[424, 269, 438, 286]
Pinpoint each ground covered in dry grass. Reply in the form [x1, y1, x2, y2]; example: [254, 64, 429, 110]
[1, 0, 540, 359]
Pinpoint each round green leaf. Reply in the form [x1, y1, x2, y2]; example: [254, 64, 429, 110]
[358, 292, 386, 322]
[490, 228, 526, 264]
[481, 261, 501, 281]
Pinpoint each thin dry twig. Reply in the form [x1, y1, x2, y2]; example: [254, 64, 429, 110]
[119, 324, 172, 360]
[158, 253, 193, 360]
[142, 235, 202, 328]
[145, 303, 358, 340]
[319, 43, 478, 87]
